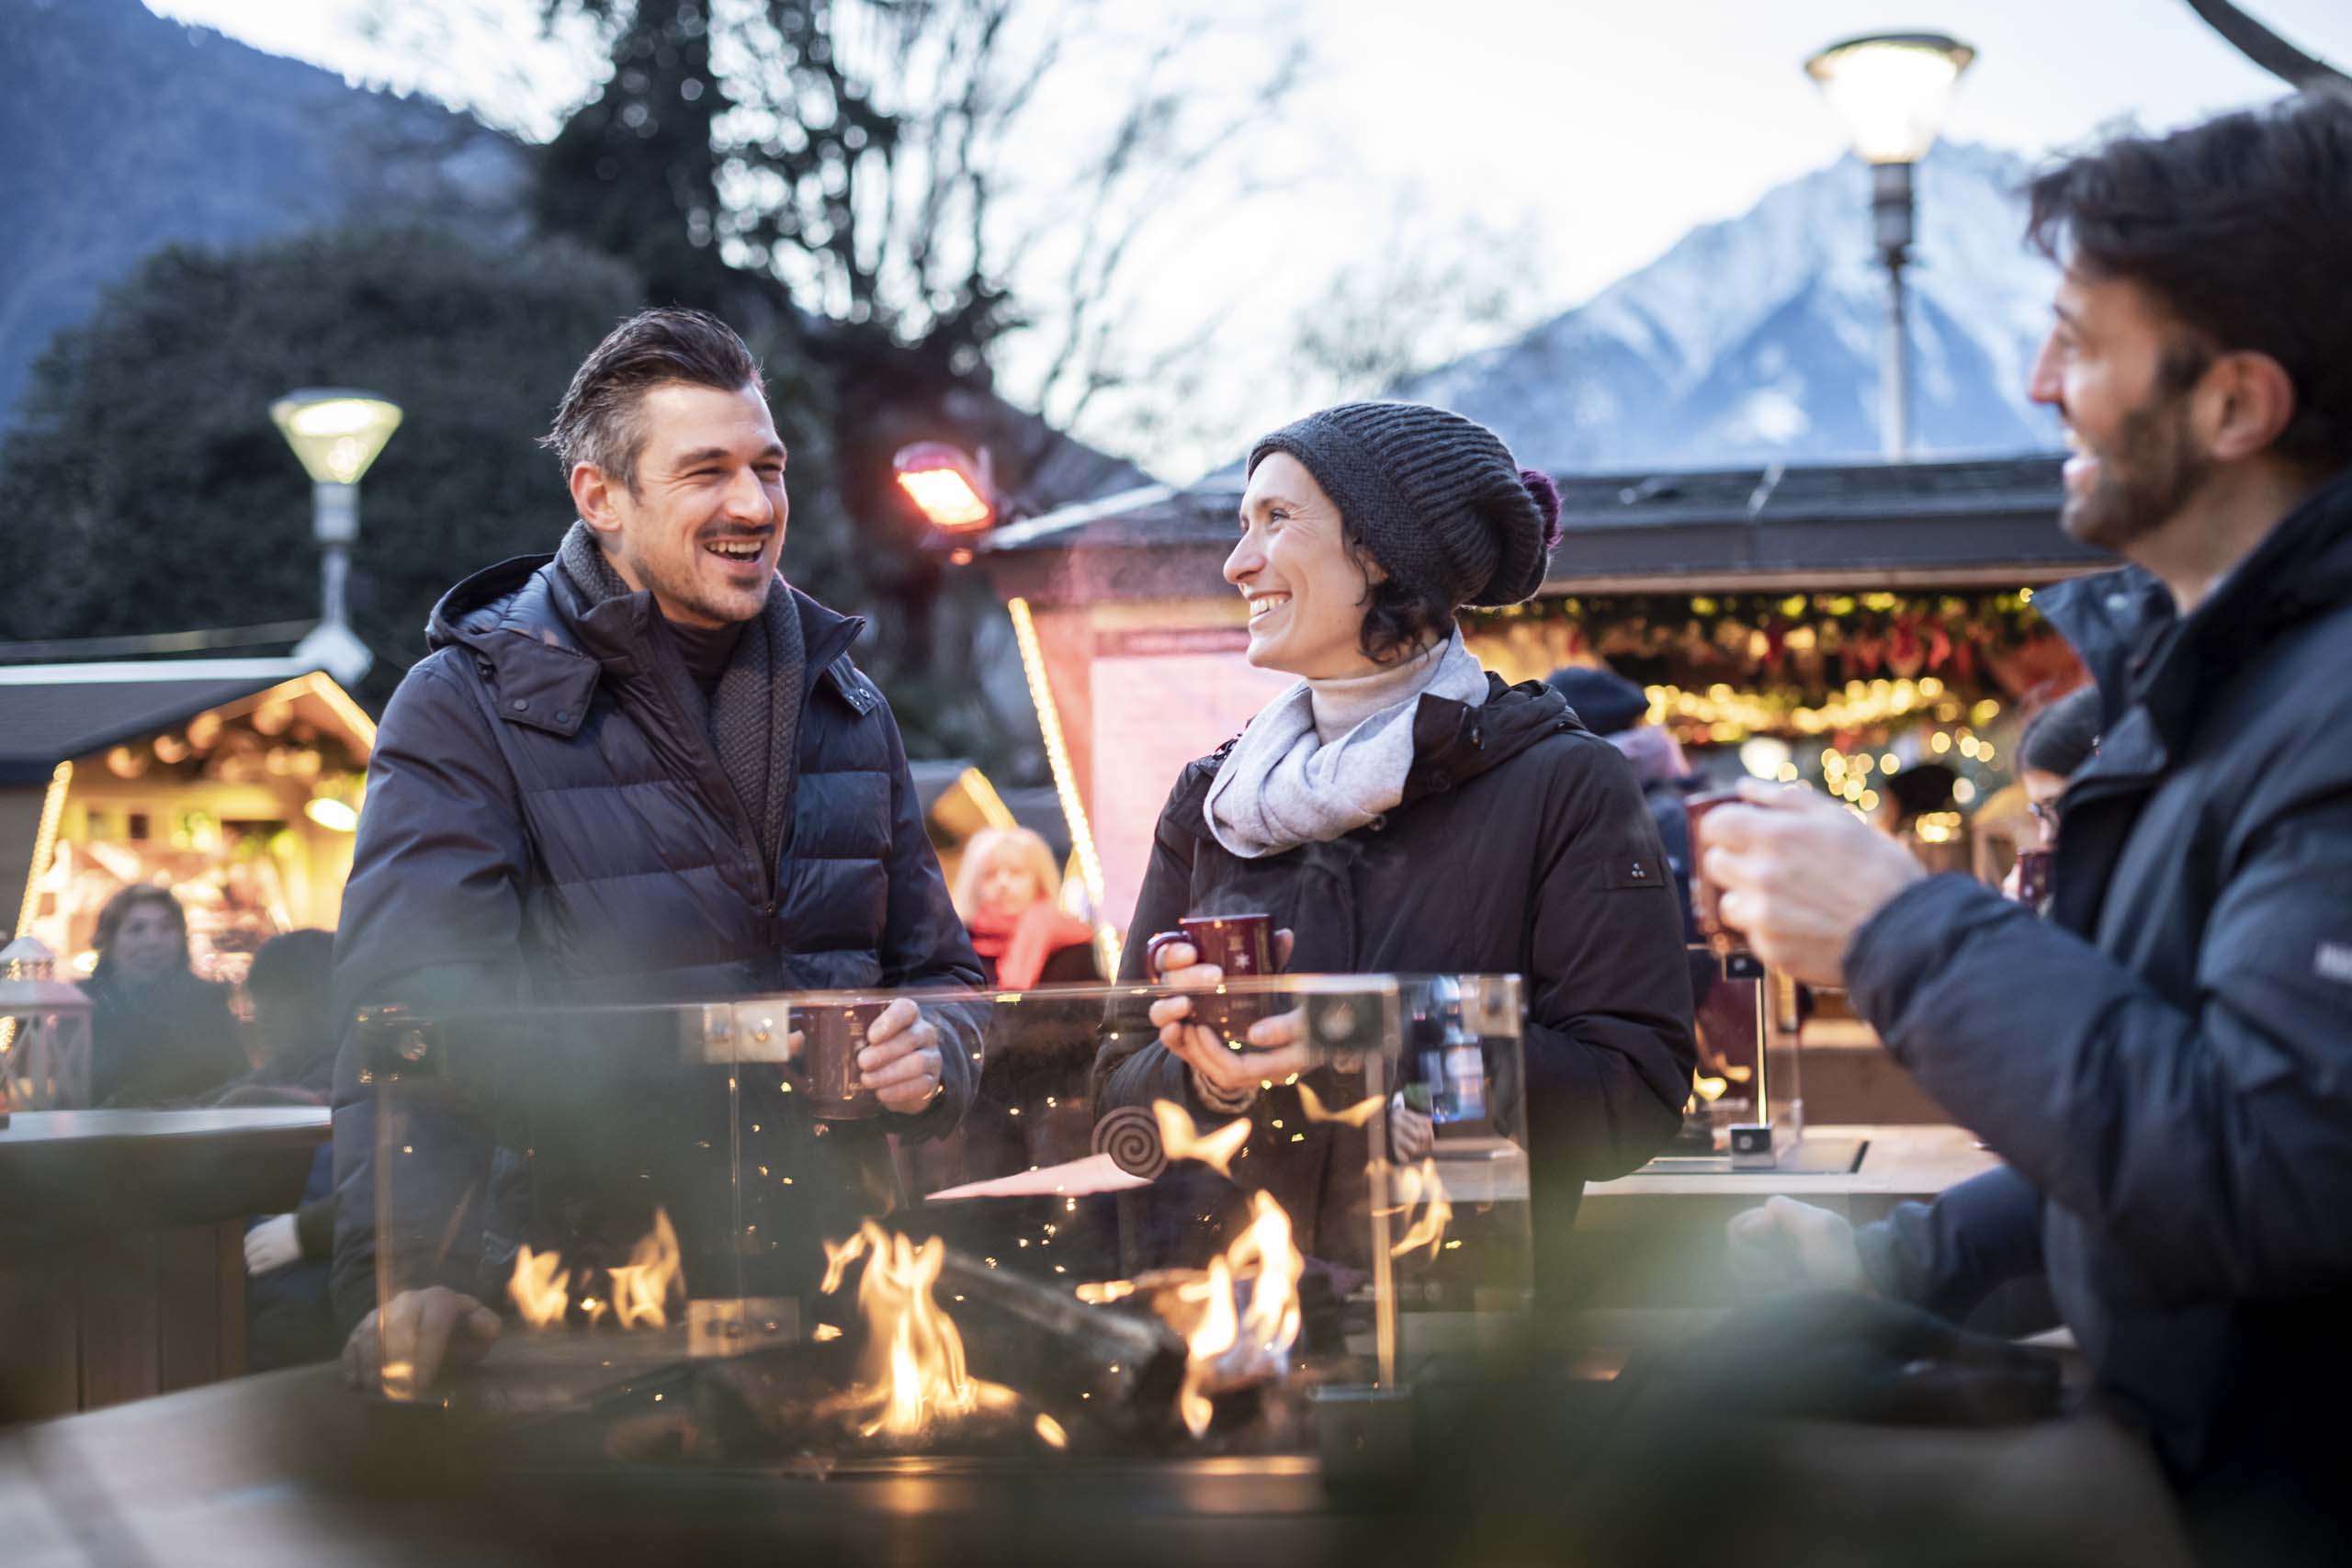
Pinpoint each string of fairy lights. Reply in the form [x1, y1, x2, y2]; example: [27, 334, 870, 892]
[1464, 588, 2061, 819]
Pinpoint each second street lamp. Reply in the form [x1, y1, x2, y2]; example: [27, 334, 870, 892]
[270, 389, 402, 687]
[1805, 32, 1976, 461]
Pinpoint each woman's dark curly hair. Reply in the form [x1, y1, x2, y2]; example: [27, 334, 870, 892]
[90, 884, 190, 984]
[1340, 520, 1460, 667]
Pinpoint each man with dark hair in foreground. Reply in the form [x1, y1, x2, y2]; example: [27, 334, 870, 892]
[1712, 93, 2352, 1554]
[330, 309, 983, 1393]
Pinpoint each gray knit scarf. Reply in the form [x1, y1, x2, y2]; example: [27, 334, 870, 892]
[558, 522, 805, 872]
[1204, 633, 1487, 859]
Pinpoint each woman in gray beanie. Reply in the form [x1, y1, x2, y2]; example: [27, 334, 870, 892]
[1093, 401, 1697, 1306]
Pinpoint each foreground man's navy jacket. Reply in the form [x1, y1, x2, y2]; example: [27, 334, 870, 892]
[1847, 467, 2352, 1539]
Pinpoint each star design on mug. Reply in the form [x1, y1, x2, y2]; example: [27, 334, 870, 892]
[1230, 953, 1255, 973]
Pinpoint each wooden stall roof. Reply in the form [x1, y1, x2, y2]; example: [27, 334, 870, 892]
[0, 660, 323, 786]
[975, 453, 2109, 605]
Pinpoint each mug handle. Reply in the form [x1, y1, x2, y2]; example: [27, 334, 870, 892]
[1144, 931, 1190, 979]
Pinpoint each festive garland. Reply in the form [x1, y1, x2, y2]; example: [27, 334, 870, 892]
[1466, 591, 2080, 719]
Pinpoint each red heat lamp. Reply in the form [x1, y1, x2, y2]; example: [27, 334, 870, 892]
[892, 442, 996, 534]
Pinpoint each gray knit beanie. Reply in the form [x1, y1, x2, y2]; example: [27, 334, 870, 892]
[1246, 401, 1562, 609]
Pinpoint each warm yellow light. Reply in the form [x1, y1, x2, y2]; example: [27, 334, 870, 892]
[896, 468, 994, 531]
[271, 389, 403, 485]
[15, 761, 72, 938]
[1805, 32, 1975, 164]
[305, 796, 360, 833]
[956, 766, 1018, 831]
[1006, 598, 1116, 974]
[1929, 731, 1951, 754]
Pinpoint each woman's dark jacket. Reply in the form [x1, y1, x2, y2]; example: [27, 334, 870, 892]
[1093, 675, 1695, 1296]
[85, 969, 245, 1107]
[1842, 467, 2352, 1533]
[328, 553, 984, 1332]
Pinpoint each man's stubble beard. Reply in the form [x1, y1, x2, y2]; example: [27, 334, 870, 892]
[2063, 377, 2216, 554]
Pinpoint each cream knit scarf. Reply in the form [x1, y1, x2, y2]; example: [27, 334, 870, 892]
[1204, 633, 1487, 859]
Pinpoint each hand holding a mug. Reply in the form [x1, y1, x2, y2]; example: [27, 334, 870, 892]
[1697, 780, 1924, 987]
[858, 998, 944, 1113]
[1148, 929, 1307, 1099]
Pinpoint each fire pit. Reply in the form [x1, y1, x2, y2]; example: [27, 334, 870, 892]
[356, 974, 1532, 1479]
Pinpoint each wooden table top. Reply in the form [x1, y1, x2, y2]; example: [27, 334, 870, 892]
[0, 1108, 330, 1250]
[1592, 1122, 1997, 1201]
[0, 1106, 330, 1147]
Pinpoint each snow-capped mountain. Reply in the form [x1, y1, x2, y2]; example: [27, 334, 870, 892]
[1395, 142, 2064, 471]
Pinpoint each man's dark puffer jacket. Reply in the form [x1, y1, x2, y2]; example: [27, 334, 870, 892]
[328, 551, 984, 1331]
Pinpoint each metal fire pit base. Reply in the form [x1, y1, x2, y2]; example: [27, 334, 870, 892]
[1310, 1386, 1413, 1486]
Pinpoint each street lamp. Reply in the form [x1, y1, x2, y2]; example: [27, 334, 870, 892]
[270, 389, 402, 686]
[1805, 32, 1975, 460]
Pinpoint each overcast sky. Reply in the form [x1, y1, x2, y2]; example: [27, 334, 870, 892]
[141, 0, 2352, 473]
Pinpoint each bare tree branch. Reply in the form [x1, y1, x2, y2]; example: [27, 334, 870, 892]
[2181, 0, 2351, 90]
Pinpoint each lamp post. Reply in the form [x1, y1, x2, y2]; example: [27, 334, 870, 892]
[270, 389, 402, 686]
[1804, 32, 1975, 461]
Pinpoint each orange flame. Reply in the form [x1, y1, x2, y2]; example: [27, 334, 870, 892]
[510, 1244, 571, 1328]
[820, 1228, 872, 1296]
[1150, 1099, 1252, 1179]
[606, 1207, 684, 1330]
[819, 1221, 1020, 1439]
[1171, 1190, 1304, 1438]
[1387, 1158, 1453, 1262]
[1296, 1082, 1384, 1128]
[1693, 1072, 1729, 1103]
[1176, 1256, 1239, 1438]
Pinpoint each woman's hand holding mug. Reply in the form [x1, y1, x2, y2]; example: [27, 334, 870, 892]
[1146, 919, 1306, 1100]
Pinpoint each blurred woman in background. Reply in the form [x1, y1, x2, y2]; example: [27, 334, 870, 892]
[84, 884, 245, 1106]
[940, 827, 1101, 1180]
[951, 827, 1099, 990]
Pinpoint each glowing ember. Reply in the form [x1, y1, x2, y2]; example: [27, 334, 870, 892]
[1034, 1413, 1069, 1450]
[818, 1221, 1020, 1440]
[1387, 1159, 1453, 1262]
[606, 1207, 684, 1329]
[1295, 1082, 1384, 1128]
[1150, 1099, 1252, 1179]
[813, 1324, 844, 1342]
[1074, 1279, 1137, 1305]
[509, 1245, 571, 1328]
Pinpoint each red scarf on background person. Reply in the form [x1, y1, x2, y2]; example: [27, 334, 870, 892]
[965, 900, 1098, 990]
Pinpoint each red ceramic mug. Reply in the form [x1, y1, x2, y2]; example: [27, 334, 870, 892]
[798, 1002, 884, 1121]
[1683, 789, 1746, 957]
[1146, 912, 1275, 1040]
[2011, 848, 2053, 911]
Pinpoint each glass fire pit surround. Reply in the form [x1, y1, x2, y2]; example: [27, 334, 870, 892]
[356, 973, 1531, 1469]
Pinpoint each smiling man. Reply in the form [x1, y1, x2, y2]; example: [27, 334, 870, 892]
[1707, 96, 2352, 1551]
[328, 309, 983, 1394]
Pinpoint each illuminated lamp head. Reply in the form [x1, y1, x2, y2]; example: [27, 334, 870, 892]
[892, 441, 995, 533]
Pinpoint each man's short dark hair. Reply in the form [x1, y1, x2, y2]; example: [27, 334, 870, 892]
[541, 308, 763, 492]
[2025, 91, 2352, 476]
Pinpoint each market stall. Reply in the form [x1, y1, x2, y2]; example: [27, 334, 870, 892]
[0, 659, 377, 989]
